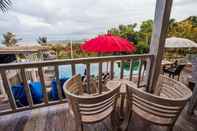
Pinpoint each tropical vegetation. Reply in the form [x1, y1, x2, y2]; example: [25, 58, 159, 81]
[2, 32, 21, 47]
[37, 36, 47, 45]
[1, 16, 197, 59]
[108, 16, 197, 54]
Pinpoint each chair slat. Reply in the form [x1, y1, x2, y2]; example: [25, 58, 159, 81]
[77, 88, 119, 104]
[80, 98, 114, 113]
[79, 94, 115, 108]
[132, 102, 177, 118]
[80, 102, 113, 116]
[132, 96, 180, 115]
[132, 94, 181, 110]
[161, 86, 182, 98]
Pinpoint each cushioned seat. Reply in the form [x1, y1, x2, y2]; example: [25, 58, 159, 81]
[29, 81, 43, 104]
[50, 77, 69, 100]
[12, 81, 44, 106]
[11, 83, 28, 106]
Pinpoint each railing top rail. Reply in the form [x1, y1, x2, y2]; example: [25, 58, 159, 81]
[0, 54, 153, 70]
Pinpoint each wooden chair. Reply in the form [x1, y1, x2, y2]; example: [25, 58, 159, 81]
[126, 75, 192, 131]
[163, 64, 185, 80]
[63, 74, 121, 131]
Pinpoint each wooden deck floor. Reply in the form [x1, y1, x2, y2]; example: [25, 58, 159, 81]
[0, 69, 196, 131]
[71, 103, 197, 131]
[125, 105, 197, 131]
[0, 101, 196, 131]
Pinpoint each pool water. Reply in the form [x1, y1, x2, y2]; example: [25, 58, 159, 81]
[59, 62, 144, 79]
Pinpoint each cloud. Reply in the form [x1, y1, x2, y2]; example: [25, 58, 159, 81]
[174, 0, 197, 6]
[0, 0, 196, 42]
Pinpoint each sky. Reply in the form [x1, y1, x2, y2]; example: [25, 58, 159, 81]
[0, 0, 197, 42]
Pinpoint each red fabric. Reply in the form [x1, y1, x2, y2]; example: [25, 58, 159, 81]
[80, 34, 136, 53]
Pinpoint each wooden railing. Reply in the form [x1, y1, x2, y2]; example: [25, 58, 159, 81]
[0, 54, 154, 115]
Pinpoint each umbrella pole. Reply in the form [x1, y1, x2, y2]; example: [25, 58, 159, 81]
[98, 53, 108, 73]
[107, 62, 109, 73]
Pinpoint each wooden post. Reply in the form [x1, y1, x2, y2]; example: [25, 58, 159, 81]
[148, 0, 173, 92]
[188, 57, 197, 114]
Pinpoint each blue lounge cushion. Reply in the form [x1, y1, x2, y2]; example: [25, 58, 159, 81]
[11, 81, 43, 106]
[29, 81, 43, 104]
[50, 77, 69, 100]
[11, 77, 69, 106]
[11, 83, 28, 106]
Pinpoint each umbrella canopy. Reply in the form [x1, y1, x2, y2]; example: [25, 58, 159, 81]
[165, 37, 197, 48]
[80, 34, 136, 53]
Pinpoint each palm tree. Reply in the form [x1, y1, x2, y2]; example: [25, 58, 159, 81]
[2, 32, 18, 47]
[0, 0, 12, 12]
[37, 36, 48, 46]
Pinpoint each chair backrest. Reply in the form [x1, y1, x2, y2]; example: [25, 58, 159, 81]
[63, 75, 121, 123]
[126, 75, 192, 125]
[64, 74, 84, 95]
[174, 64, 185, 74]
[82, 77, 98, 94]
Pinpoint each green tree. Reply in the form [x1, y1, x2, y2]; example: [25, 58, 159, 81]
[107, 28, 120, 36]
[184, 16, 197, 28]
[108, 23, 139, 43]
[139, 20, 153, 45]
[0, 0, 12, 12]
[50, 44, 66, 59]
[135, 41, 149, 54]
[168, 19, 197, 42]
[2, 32, 19, 47]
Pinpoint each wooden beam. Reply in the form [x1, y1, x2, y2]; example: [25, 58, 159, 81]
[148, 0, 173, 92]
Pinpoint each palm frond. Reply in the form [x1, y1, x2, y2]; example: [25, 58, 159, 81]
[0, 0, 12, 12]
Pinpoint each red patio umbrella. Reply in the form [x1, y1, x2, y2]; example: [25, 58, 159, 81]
[80, 34, 136, 53]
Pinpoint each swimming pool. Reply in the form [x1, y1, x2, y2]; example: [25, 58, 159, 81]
[59, 62, 144, 79]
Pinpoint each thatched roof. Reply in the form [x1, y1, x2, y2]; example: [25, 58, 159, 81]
[0, 45, 49, 54]
[165, 37, 197, 48]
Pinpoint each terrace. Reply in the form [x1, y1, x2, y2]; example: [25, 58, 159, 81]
[0, 0, 196, 131]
